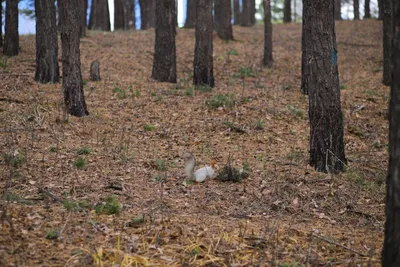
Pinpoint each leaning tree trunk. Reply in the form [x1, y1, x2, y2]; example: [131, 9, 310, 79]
[364, 0, 370, 18]
[185, 0, 196, 28]
[241, 0, 252, 26]
[353, 0, 360, 20]
[3, 0, 19, 56]
[263, 0, 273, 68]
[59, 0, 89, 117]
[383, 0, 393, 86]
[0, 0, 3, 47]
[193, 0, 214, 87]
[303, 0, 346, 173]
[79, 0, 88, 37]
[334, 0, 341, 20]
[283, 0, 291, 23]
[233, 0, 240, 25]
[35, 0, 60, 83]
[151, 0, 176, 83]
[88, 0, 110, 31]
[382, 1, 400, 265]
[114, 0, 126, 30]
[214, 0, 233, 40]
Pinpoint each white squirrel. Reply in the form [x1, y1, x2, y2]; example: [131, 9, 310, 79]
[182, 152, 215, 182]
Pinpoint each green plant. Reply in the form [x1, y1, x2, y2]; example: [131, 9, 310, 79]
[113, 86, 126, 99]
[363, 90, 378, 96]
[95, 195, 121, 215]
[255, 120, 264, 130]
[77, 147, 91, 155]
[127, 216, 146, 228]
[143, 124, 155, 131]
[340, 84, 347, 90]
[74, 157, 87, 169]
[155, 159, 168, 171]
[0, 56, 8, 70]
[45, 229, 60, 240]
[288, 105, 304, 119]
[3, 151, 24, 168]
[238, 67, 258, 78]
[226, 49, 239, 56]
[154, 175, 167, 182]
[281, 84, 292, 91]
[195, 84, 213, 92]
[5, 192, 34, 205]
[185, 88, 194, 96]
[207, 94, 235, 109]
[287, 151, 301, 161]
[372, 67, 381, 73]
[49, 146, 57, 152]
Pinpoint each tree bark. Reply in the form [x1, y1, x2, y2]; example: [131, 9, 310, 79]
[334, 0, 341, 20]
[283, 0, 291, 23]
[35, 0, 60, 83]
[114, 0, 126, 30]
[214, 0, 233, 40]
[250, 0, 256, 25]
[383, 0, 393, 86]
[185, 0, 196, 28]
[88, 0, 110, 31]
[128, 0, 136, 29]
[151, 0, 176, 83]
[233, 0, 240, 25]
[139, 0, 155, 29]
[59, 0, 89, 117]
[382, 1, 400, 265]
[353, 0, 359, 20]
[378, 0, 383, 20]
[193, 0, 214, 87]
[241, 0, 252, 26]
[364, 0, 370, 18]
[263, 0, 273, 68]
[303, 0, 346, 173]
[0, 0, 3, 47]
[3, 0, 19, 56]
[79, 0, 88, 37]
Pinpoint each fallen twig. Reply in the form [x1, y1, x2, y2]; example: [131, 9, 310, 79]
[312, 233, 369, 257]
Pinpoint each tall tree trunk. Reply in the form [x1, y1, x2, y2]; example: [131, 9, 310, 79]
[382, 1, 400, 265]
[383, 0, 393, 86]
[233, 0, 240, 25]
[114, 0, 126, 30]
[35, 0, 60, 83]
[151, 0, 176, 83]
[88, 0, 110, 31]
[214, 0, 233, 40]
[303, 0, 346, 172]
[353, 0, 359, 20]
[334, 0, 341, 20]
[139, 0, 155, 29]
[263, 0, 273, 68]
[283, 0, 291, 23]
[378, 0, 383, 20]
[58, 0, 89, 117]
[0, 0, 3, 47]
[185, 0, 196, 27]
[128, 0, 136, 29]
[364, 0, 370, 18]
[3, 0, 19, 56]
[241, 0, 252, 26]
[250, 0, 256, 25]
[79, 0, 88, 37]
[193, 0, 214, 87]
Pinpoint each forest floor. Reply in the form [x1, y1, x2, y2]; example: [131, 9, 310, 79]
[0, 20, 387, 266]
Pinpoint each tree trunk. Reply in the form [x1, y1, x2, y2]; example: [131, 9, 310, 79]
[334, 0, 341, 20]
[233, 0, 240, 25]
[383, 0, 393, 86]
[58, 0, 89, 117]
[35, 0, 60, 83]
[241, 0, 252, 26]
[364, 0, 370, 18]
[378, 0, 383, 20]
[382, 1, 400, 265]
[114, 0, 126, 30]
[151, 0, 176, 83]
[353, 0, 359, 20]
[79, 0, 88, 37]
[193, 0, 214, 87]
[263, 0, 273, 67]
[185, 0, 196, 28]
[149, 0, 156, 27]
[214, 0, 233, 40]
[3, 0, 19, 56]
[0, 0, 3, 47]
[283, 0, 291, 23]
[303, 0, 346, 173]
[250, 0, 256, 25]
[139, 0, 155, 29]
[129, 0, 136, 29]
[88, 0, 110, 31]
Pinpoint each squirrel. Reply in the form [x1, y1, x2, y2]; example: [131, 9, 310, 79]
[182, 152, 215, 182]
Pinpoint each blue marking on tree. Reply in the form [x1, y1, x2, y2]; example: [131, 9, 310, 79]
[332, 50, 338, 65]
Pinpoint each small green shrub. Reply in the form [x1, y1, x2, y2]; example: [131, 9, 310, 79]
[113, 86, 126, 99]
[226, 49, 239, 56]
[155, 159, 168, 171]
[340, 84, 347, 90]
[95, 195, 121, 215]
[281, 84, 292, 91]
[238, 67, 258, 78]
[185, 88, 194, 96]
[45, 229, 60, 240]
[255, 120, 264, 130]
[207, 94, 235, 109]
[195, 85, 213, 93]
[363, 90, 378, 96]
[74, 157, 87, 169]
[77, 147, 91, 155]
[49, 146, 57, 152]
[143, 124, 155, 131]
[288, 105, 304, 119]
[127, 216, 146, 228]
[3, 151, 24, 168]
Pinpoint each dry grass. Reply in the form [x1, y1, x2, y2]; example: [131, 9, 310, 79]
[0, 20, 386, 266]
